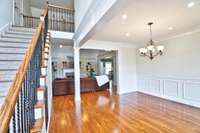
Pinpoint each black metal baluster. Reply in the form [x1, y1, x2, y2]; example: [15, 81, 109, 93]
[17, 96, 21, 132]
[12, 111, 16, 133]
[20, 89, 24, 133]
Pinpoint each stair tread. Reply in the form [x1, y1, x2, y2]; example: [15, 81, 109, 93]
[0, 71, 16, 82]
[0, 47, 27, 54]
[2, 34, 33, 39]
[30, 118, 44, 133]
[0, 54, 24, 61]
[0, 61, 21, 70]
[9, 27, 36, 33]
[0, 82, 12, 105]
[0, 41, 29, 48]
[5, 31, 35, 36]
[0, 38, 31, 43]
[0, 90, 9, 97]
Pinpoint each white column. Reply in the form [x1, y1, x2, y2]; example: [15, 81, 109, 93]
[74, 45, 81, 101]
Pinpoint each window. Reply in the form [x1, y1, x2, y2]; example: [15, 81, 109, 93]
[105, 62, 112, 75]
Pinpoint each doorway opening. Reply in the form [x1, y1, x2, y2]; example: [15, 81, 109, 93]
[80, 49, 118, 95]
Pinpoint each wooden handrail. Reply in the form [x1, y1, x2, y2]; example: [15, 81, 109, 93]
[48, 4, 74, 12]
[23, 15, 40, 19]
[0, 7, 48, 133]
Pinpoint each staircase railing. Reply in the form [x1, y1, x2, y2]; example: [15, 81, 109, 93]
[22, 4, 74, 32]
[48, 4, 74, 32]
[0, 7, 48, 133]
[23, 15, 40, 29]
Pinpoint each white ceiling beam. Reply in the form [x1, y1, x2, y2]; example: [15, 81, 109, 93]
[73, 0, 129, 47]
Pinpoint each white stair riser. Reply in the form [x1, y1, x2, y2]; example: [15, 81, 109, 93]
[44, 60, 48, 67]
[2, 34, 33, 39]
[44, 48, 49, 53]
[5, 31, 34, 36]
[41, 68, 47, 76]
[44, 53, 48, 58]
[45, 43, 49, 47]
[0, 48, 26, 54]
[0, 38, 31, 43]
[0, 71, 17, 75]
[40, 77, 46, 87]
[0, 61, 21, 69]
[0, 54, 24, 61]
[0, 91, 8, 97]
[0, 42, 28, 48]
[9, 27, 36, 33]
[34, 108, 43, 119]
[37, 91, 44, 101]
[0, 74, 15, 81]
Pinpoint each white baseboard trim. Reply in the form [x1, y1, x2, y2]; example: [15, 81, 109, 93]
[118, 89, 137, 95]
[138, 90, 200, 108]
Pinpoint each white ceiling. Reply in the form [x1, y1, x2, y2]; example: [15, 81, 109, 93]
[30, 0, 74, 9]
[92, 0, 200, 46]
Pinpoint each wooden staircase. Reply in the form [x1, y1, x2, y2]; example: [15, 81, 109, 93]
[0, 26, 36, 110]
[0, 7, 50, 133]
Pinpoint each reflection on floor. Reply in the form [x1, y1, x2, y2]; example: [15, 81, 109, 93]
[49, 91, 200, 133]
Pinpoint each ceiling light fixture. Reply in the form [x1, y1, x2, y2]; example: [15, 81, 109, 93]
[125, 33, 130, 37]
[139, 22, 165, 60]
[188, 2, 195, 8]
[122, 14, 127, 20]
[168, 26, 174, 30]
[59, 45, 63, 48]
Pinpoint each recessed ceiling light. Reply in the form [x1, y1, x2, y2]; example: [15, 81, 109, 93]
[188, 2, 195, 8]
[59, 45, 63, 48]
[125, 33, 130, 37]
[122, 14, 127, 20]
[168, 27, 174, 30]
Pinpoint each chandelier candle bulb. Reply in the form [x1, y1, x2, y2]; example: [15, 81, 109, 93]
[147, 45, 155, 51]
[157, 45, 164, 51]
[139, 48, 147, 54]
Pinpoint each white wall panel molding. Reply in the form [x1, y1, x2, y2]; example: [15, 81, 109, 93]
[163, 79, 179, 97]
[137, 75, 200, 108]
[183, 81, 200, 102]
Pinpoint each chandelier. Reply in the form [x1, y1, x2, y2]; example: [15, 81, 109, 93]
[139, 22, 164, 60]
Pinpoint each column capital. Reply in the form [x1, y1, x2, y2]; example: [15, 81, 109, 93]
[73, 46, 80, 51]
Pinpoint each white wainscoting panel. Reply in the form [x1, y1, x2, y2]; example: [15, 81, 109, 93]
[183, 81, 200, 102]
[138, 75, 200, 108]
[150, 79, 160, 94]
[163, 80, 179, 97]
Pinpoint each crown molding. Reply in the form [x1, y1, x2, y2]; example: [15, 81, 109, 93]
[157, 28, 200, 43]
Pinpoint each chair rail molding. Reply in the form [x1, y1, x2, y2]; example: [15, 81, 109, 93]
[137, 74, 200, 108]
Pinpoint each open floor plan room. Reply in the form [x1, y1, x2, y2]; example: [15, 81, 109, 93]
[0, 0, 200, 133]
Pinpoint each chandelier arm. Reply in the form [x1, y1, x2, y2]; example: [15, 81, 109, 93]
[144, 54, 151, 58]
[152, 51, 162, 57]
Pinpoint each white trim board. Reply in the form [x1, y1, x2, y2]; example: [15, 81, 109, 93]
[137, 75, 200, 108]
[138, 90, 200, 108]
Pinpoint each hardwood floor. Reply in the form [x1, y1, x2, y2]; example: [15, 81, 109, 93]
[49, 91, 200, 133]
